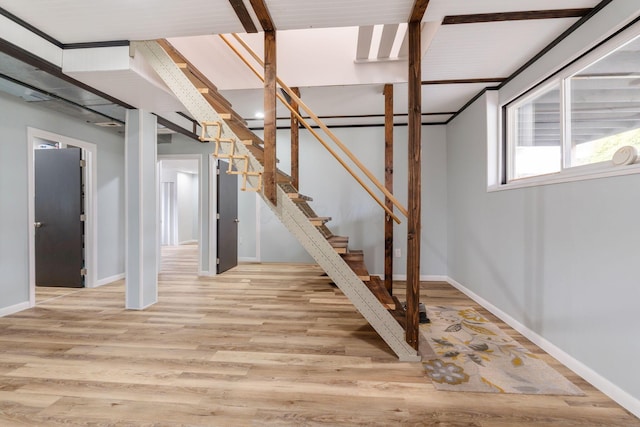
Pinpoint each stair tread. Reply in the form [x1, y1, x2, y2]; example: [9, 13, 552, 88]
[327, 236, 348, 248]
[365, 276, 395, 310]
[287, 193, 313, 202]
[342, 254, 370, 281]
[309, 216, 331, 226]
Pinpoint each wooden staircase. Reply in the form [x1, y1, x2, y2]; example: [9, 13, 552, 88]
[135, 40, 419, 362]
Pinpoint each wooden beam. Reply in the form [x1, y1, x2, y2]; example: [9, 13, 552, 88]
[384, 84, 394, 294]
[249, 0, 275, 31]
[263, 30, 277, 205]
[422, 78, 506, 85]
[406, 20, 422, 351]
[290, 87, 301, 190]
[228, 0, 258, 33]
[442, 8, 592, 25]
[409, 0, 430, 23]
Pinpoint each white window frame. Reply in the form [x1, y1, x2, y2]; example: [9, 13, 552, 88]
[497, 21, 640, 190]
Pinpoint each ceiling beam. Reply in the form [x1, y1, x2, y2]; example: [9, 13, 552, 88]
[422, 78, 506, 85]
[228, 0, 258, 33]
[249, 0, 275, 31]
[409, 0, 430, 23]
[443, 8, 592, 25]
[378, 24, 399, 59]
[356, 26, 374, 60]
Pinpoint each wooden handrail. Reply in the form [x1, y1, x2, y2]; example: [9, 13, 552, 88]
[219, 34, 401, 224]
[222, 33, 409, 220]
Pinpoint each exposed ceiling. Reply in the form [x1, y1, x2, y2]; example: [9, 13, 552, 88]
[0, 0, 614, 132]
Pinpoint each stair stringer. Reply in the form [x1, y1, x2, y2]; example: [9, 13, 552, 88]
[135, 40, 420, 362]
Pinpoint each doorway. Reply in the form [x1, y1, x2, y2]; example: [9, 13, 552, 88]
[216, 160, 238, 274]
[27, 128, 97, 306]
[34, 145, 84, 288]
[158, 158, 201, 273]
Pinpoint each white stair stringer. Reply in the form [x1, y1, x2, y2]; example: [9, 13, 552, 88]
[135, 40, 420, 362]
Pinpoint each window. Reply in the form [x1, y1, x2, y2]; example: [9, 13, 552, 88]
[504, 32, 640, 184]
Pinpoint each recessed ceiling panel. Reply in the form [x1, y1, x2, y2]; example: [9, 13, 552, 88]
[422, 19, 580, 81]
[266, 0, 415, 30]
[393, 82, 497, 114]
[0, 0, 244, 43]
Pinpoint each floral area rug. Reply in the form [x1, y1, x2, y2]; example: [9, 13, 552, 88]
[419, 306, 583, 395]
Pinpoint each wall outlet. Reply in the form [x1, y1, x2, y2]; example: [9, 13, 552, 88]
[394, 248, 401, 258]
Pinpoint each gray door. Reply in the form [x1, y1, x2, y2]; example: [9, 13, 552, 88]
[34, 147, 84, 287]
[217, 161, 238, 274]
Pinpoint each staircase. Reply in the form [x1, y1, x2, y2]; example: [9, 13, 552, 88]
[135, 40, 419, 362]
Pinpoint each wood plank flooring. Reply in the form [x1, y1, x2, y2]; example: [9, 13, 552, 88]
[0, 245, 637, 426]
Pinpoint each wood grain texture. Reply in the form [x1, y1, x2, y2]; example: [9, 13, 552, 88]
[228, 0, 258, 33]
[263, 30, 277, 205]
[249, 0, 274, 31]
[406, 20, 422, 349]
[409, 0, 431, 23]
[290, 87, 300, 190]
[384, 83, 394, 294]
[442, 8, 592, 25]
[0, 245, 637, 426]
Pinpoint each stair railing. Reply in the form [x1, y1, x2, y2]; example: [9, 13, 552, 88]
[219, 34, 407, 224]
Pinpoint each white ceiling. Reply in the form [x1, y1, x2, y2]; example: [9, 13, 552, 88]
[0, 0, 606, 127]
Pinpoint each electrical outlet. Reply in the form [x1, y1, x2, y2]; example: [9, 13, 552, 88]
[394, 248, 401, 258]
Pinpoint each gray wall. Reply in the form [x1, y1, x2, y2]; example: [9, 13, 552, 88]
[0, 91, 125, 311]
[256, 125, 448, 276]
[446, 0, 640, 405]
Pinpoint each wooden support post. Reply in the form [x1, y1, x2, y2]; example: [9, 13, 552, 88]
[263, 29, 277, 205]
[406, 20, 422, 350]
[291, 87, 301, 190]
[384, 84, 394, 294]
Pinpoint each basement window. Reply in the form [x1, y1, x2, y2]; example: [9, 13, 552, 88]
[503, 29, 640, 186]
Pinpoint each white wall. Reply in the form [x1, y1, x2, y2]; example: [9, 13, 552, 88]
[176, 172, 197, 244]
[0, 91, 125, 312]
[446, 1, 640, 413]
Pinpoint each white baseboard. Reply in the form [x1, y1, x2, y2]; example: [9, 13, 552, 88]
[446, 276, 640, 419]
[239, 257, 259, 262]
[390, 274, 449, 282]
[0, 301, 30, 317]
[198, 270, 215, 277]
[179, 240, 198, 245]
[94, 273, 125, 288]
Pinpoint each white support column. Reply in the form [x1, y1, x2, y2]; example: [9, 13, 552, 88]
[125, 109, 158, 309]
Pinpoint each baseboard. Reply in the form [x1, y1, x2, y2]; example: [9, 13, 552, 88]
[446, 276, 640, 419]
[198, 270, 215, 277]
[179, 240, 198, 245]
[94, 273, 125, 288]
[0, 301, 30, 317]
[390, 274, 449, 282]
[238, 257, 259, 262]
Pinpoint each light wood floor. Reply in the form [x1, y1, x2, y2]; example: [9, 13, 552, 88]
[1, 245, 637, 426]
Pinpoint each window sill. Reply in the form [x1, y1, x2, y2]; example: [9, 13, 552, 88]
[488, 161, 640, 192]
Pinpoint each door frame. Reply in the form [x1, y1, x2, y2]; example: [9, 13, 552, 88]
[27, 128, 97, 306]
[157, 154, 205, 273]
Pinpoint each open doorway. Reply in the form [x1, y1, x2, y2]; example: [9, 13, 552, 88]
[158, 157, 200, 273]
[27, 128, 97, 307]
